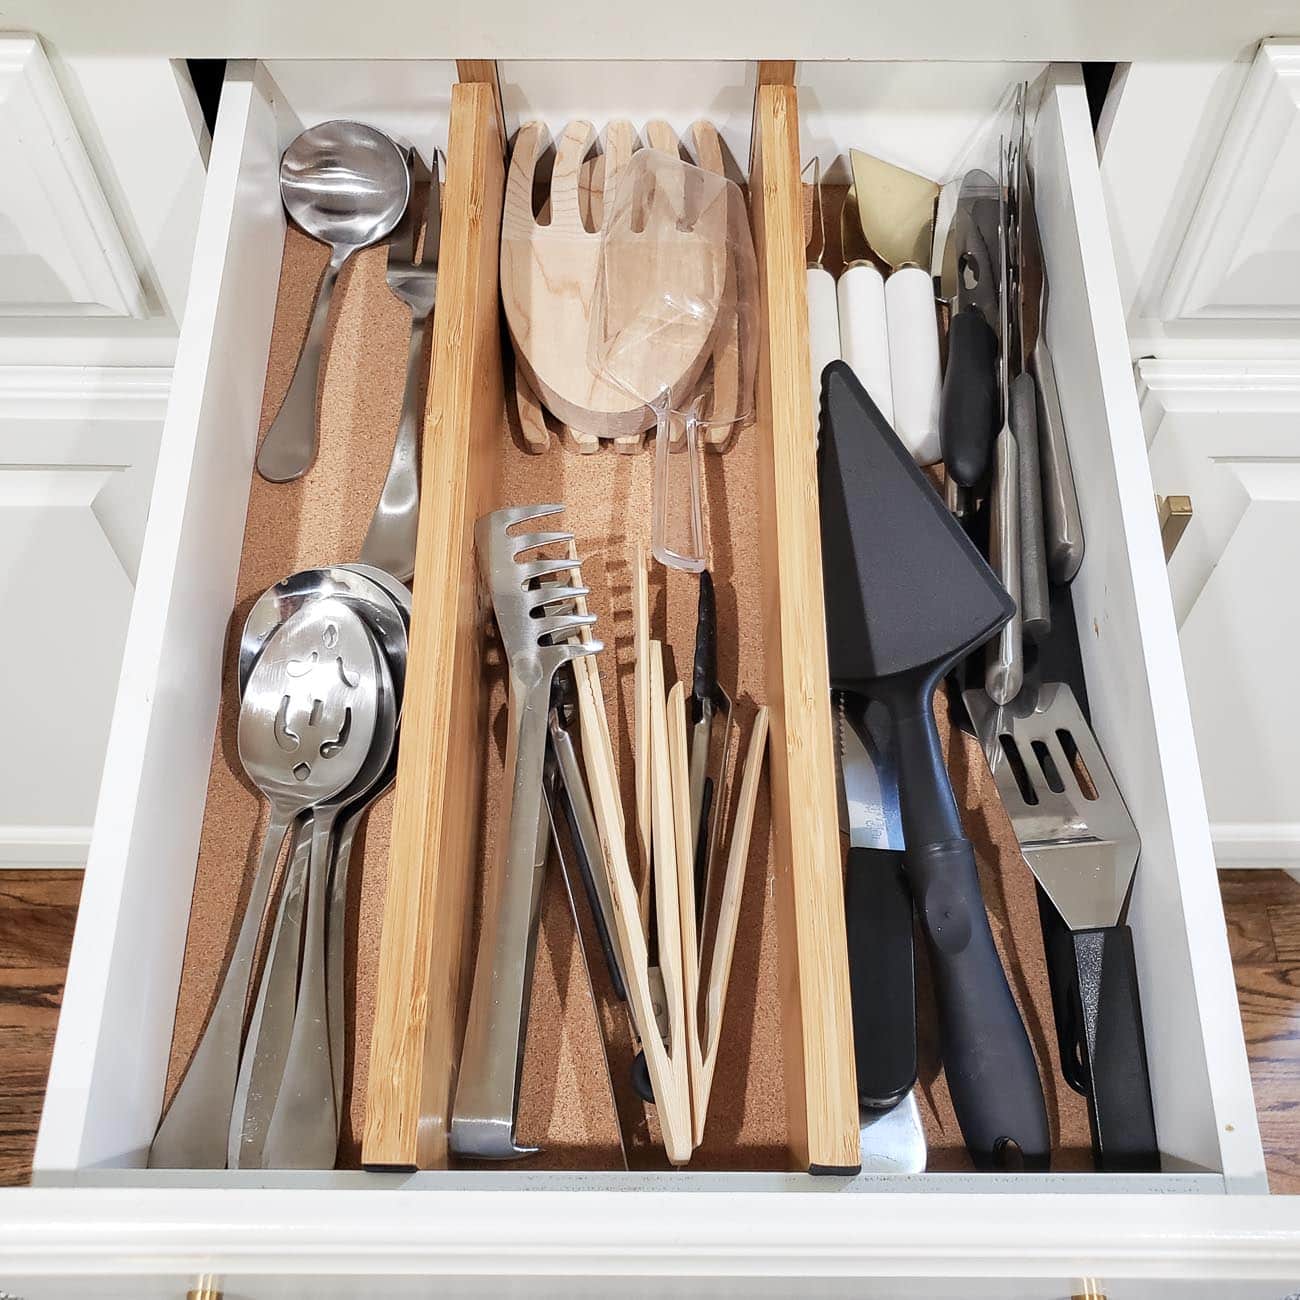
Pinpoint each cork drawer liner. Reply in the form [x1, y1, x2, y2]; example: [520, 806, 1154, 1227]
[161, 78, 1090, 1175]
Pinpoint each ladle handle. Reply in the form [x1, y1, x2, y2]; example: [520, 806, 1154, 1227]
[255, 257, 342, 483]
[651, 404, 707, 573]
[228, 815, 312, 1168]
[262, 805, 342, 1168]
[148, 804, 294, 1168]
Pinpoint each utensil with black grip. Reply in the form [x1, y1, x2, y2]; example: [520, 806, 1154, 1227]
[818, 360, 1049, 1171]
[964, 678, 1158, 1173]
[835, 693, 917, 1112]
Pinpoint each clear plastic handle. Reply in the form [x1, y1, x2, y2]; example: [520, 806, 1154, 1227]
[651, 394, 706, 572]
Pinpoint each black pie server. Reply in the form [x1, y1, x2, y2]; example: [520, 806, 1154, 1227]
[817, 360, 1050, 1171]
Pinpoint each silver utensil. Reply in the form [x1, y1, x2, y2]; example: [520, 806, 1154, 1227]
[1020, 164, 1084, 583]
[541, 746, 630, 1171]
[256, 121, 411, 484]
[985, 137, 1024, 706]
[322, 566, 412, 1123]
[360, 154, 442, 582]
[239, 567, 407, 698]
[964, 680, 1157, 1170]
[261, 603, 396, 1169]
[1007, 90, 1050, 645]
[450, 505, 602, 1160]
[148, 598, 382, 1169]
[228, 566, 410, 1167]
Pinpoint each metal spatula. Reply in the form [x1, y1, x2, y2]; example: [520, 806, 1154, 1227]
[964, 681, 1159, 1172]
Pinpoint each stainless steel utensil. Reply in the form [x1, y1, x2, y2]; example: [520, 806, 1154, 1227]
[148, 597, 382, 1169]
[256, 121, 411, 484]
[964, 680, 1158, 1171]
[985, 138, 1024, 706]
[262, 602, 395, 1169]
[228, 565, 411, 1167]
[450, 505, 602, 1160]
[541, 746, 630, 1171]
[1020, 159, 1085, 583]
[360, 153, 442, 582]
[1006, 88, 1050, 644]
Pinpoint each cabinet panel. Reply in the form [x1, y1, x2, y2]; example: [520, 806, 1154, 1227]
[1142, 360, 1300, 868]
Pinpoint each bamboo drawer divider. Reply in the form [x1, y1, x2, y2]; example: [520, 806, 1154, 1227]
[750, 81, 859, 1173]
[363, 67, 859, 1173]
[363, 79, 505, 1170]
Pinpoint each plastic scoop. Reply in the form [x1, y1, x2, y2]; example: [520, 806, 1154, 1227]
[592, 148, 757, 571]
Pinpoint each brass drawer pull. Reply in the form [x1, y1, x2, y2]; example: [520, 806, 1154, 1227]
[1155, 492, 1193, 562]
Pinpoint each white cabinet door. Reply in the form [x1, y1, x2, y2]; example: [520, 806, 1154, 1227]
[0, 367, 167, 867]
[1141, 359, 1300, 867]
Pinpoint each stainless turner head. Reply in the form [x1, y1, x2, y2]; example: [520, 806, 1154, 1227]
[964, 681, 1140, 931]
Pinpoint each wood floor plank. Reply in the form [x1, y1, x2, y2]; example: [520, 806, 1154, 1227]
[0, 874, 78, 1187]
[1221, 869, 1300, 1192]
[1269, 903, 1300, 964]
[1219, 868, 1300, 911]
[1225, 903, 1277, 963]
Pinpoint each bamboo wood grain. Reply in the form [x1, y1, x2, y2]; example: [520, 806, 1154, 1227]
[749, 82, 859, 1172]
[633, 543, 653, 928]
[574, 638, 692, 1163]
[697, 708, 769, 1137]
[361, 81, 505, 1170]
[455, 60, 505, 152]
[667, 680, 703, 1145]
[514, 361, 553, 454]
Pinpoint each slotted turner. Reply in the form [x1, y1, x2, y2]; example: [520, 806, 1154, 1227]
[964, 680, 1159, 1172]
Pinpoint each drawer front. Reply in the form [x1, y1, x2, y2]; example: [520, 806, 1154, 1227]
[20, 55, 1277, 1285]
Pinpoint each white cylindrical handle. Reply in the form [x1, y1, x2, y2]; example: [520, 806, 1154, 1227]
[807, 266, 841, 422]
[885, 265, 942, 466]
[837, 263, 893, 429]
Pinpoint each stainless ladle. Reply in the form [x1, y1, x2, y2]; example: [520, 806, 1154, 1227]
[255, 120, 410, 484]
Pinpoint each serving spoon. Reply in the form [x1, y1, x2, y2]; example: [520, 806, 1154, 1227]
[255, 120, 410, 484]
[148, 597, 381, 1169]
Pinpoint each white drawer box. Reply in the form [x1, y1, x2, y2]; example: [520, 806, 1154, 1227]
[6, 57, 1291, 1296]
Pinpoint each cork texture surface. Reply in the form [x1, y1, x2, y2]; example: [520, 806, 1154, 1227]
[163, 175, 1089, 1173]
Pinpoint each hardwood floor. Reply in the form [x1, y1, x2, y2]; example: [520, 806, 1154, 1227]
[1220, 868, 1300, 1193]
[0, 870, 80, 1186]
[0, 868, 1296, 1187]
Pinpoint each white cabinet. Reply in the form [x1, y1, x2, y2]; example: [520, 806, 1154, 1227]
[1102, 40, 1300, 876]
[0, 367, 167, 867]
[1141, 360, 1300, 868]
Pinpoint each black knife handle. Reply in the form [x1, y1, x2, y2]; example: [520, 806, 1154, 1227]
[845, 846, 917, 1110]
[1035, 882, 1088, 1095]
[1072, 925, 1159, 1172]
[692, 570, 717, 723]
[890, 694, 1049, 1170]
[940, 308, 999, 488]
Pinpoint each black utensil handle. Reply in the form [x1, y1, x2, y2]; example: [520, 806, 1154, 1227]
[891, 695, 1050, 1170]
[693, 776, 715, 930]
[845, 846, 917, 1110]
[940, 309, 999, 488]
[1072, 925, 1160, 1172]
[1035, 882, 1088, 1095]
[691, 570, 717, 724]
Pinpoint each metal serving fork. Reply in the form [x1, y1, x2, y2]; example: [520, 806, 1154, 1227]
[359, 152, 442, 583]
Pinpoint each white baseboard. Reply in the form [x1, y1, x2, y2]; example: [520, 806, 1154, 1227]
[1211, 822, 1300, 869]
[0, 825, 90, 869]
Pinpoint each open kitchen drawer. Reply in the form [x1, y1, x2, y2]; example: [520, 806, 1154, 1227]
[13, 55, 1287, 1298]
